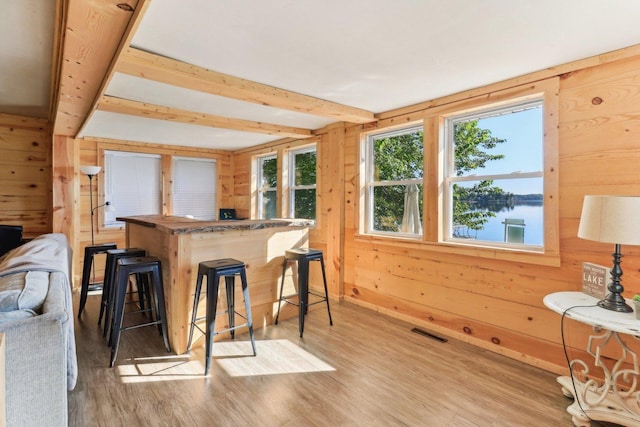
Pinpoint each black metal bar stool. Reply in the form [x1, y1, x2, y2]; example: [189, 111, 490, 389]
[110, 256, 171, 368]
[275, 248, 333, 337]
[78, 242, 117, 319]
[187, 258, 257, 375]
[99, 248, 146, 338]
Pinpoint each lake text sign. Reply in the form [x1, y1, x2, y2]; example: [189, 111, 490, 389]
[582, 262, 609, 300]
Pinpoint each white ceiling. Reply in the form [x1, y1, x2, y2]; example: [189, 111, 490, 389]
[0, 0, 55, 118]
[4, 0, 640, 150]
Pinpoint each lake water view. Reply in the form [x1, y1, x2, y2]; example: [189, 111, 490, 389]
[460, 204, 543, 246]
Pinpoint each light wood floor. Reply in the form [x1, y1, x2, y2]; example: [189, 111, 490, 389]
[69, 294, 577, 426]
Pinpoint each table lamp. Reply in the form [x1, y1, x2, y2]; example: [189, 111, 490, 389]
[578, 195, 640, 312]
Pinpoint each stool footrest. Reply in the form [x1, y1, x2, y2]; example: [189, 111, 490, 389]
[279, 298, 300, 307]
[192, 312, 250, 329]
[121, 319, 163, 332]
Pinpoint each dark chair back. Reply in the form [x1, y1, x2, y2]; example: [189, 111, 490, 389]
[0, 225, 23, 256]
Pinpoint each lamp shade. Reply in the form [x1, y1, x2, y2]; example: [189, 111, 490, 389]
[578, 195, 640, 245]
[80, 165, 101, 176]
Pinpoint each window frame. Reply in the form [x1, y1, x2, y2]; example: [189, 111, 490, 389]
[288, 144, 318, 220]
[442, 98, 544, 251]
[357, 78, 560, 266]
[363, 123, 424, 238]
[257, 153, 278, 219]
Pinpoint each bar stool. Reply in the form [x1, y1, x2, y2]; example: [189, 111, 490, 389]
[78, 242, 117, 319]
[275, 248, 333, 337]
[186, 258, 257, 375]
[110, 256, 171, 367]
[99, 248, 146, 338]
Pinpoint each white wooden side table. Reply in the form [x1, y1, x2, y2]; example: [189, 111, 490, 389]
[544, 291, 640, 427]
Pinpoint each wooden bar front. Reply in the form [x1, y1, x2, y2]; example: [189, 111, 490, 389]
[119, 215, 311, 354]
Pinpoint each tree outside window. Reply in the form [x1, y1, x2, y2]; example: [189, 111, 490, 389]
[365, 126, 424, 235]
[290, 147, 317, 219]
[258, 155, 277, 219]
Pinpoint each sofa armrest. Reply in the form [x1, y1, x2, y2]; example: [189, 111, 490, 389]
[0, 272, 73, 427]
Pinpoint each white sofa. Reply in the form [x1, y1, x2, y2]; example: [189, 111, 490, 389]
[0, 233, 77, 426]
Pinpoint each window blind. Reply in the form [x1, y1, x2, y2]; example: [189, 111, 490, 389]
[104, 151, 162, 227]
[173, 157, 217, 220]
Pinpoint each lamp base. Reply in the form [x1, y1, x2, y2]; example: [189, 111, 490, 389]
[598, 296, 633, 313]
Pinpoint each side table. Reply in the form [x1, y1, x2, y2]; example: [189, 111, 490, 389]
[544, 291, 640, 427]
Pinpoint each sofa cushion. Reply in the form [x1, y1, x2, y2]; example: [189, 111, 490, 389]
[0, 310, 37, 322]
[0, 271, 49, 315]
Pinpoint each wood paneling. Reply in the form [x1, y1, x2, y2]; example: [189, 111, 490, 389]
[340, 51, 640, 374]
[0, 113, 51, 237]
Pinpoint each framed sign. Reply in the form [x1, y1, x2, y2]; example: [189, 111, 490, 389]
[582, 262, 609, 300]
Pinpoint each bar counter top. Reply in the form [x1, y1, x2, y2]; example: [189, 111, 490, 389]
[117, 214, 314, 235]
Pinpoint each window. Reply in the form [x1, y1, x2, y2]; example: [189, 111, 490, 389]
[443, 99, 543, 248]
[289, 146, 317, 219]
[257, 154, 277, 219]
[104, 151, 162, 227]
[364, 125, 423, 236]
[173, 157, 217, 220]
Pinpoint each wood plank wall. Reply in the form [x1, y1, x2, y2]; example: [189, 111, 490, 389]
[0, 113, 51, 237]
[72, 138, 233, 287]
[340, 53, 640, 375]
[233, 50, 640, 375]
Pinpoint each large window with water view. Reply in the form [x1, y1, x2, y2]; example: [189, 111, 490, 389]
[444, 99, 543, 248]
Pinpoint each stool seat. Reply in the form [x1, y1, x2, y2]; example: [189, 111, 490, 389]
[78, 242, 117, 319]
[187, 258, 257, 375]
[110, 256, 171, 367]
[275, 248, 333, 337]
[283, 248, 324, 259]
[200, 258, 247, 274]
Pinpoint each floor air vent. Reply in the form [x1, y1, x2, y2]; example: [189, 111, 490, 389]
[411, 327, 448, 343]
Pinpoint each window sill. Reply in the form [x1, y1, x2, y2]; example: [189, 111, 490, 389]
[354, 233, 561, 267]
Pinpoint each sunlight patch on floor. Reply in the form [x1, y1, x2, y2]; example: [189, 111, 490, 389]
[214, 339, 335, 377]
[117, 354, 204, 383]
[115, 339, 334, 383]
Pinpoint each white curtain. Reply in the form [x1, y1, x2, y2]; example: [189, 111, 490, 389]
[401, 184, 422, 234]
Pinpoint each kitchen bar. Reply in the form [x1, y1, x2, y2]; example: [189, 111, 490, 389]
[118, 215, 312, 354]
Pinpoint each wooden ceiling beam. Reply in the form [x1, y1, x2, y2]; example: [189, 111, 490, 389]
[51, 0, 150, 136]
[97, 96, 314, 139]
[116, 47, 376, 124]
